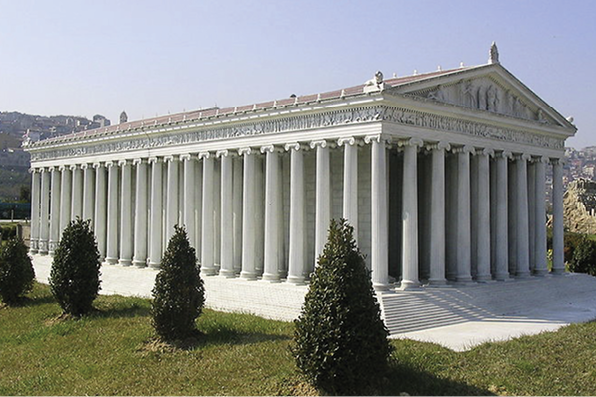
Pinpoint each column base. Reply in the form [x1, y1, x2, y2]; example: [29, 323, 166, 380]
[455, 275, 474, 284]
[287, 275, 305, 285]
[373, 282, 390, 291]
[148, 261, 161, 269]
[219, 269, 237, 278]
[427, 278, 448, 286]
[132, 259, 147, 268]
[533, 269, 548, 277]
[118, 258, 132, 267]
[262, 273, 281, 282]
[29, 249, 39, 255]
[515, 271, 532, 279]
[398, 280, 420, 290]
[200, 266, 217, 277]
[240, 271, 258, 280]
[493, 272, 512, 281]
[104, 257, 118, 266]
[551, 269, 566, 276]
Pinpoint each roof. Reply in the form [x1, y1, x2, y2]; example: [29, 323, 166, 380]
[28, 66, 476, 147]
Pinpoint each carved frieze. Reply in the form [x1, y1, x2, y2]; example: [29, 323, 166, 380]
[29, 105, 564, 162]
[417, 77, 553, 124]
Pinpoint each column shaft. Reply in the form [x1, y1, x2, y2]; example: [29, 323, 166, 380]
[29, 169, 41, 253]
[494, 153, 510, 280]
[312, 140, 331, 261]
[165, 156, 179, 242]
[429, 143, 448, 285]
[59, 167, 72, 235]
[370, 136, 389, 290]
[201, 153, 216, 276]
[82, 164, 95, 223]
[182, 155, 196, 248]
[148, 158, 163, 268]
[341, 138, 358, 238]
[515, 154, 531, 278]
[232, 157, 243, 273]
[104, 162, 119, 265]
[133, 159, 149, 267]
[262, 146, 282, 281]
[401, 139, 421, 289]
[287, 143, 306, 284]
[48, 167, 61, 255]
[552, 160, 565, 274]
[118, 161, 133, 266]
[240, 149, 258, 279]
[534, 157, 549, 275]
[93, 163, 107, 261]
[456, 147, 473, 283]
[71, 166, 83, 219]
[38, 169, 50, 255]
[219, 151, 235, 277]
[475, 150, 492, 281]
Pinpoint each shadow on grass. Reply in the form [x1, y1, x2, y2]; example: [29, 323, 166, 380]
[4, 294, 56, 308]
[90, 302, 151, 319]
[381, 362, 494, 396]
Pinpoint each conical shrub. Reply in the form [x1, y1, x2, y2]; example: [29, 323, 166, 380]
[49, 218, 101, 316]
[0, 236, 35, 304]
[292, 218, 393, 395]
[152, 225, 204, 341]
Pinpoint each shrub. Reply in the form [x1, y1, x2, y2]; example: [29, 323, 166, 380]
[152, 225, 204, 341]
[292, 219, 393, 395]
[0, 237, 35, 304]
[49, 218, 101, 316]
[568, 236, 596, 276]
[1, 224, 17, 241]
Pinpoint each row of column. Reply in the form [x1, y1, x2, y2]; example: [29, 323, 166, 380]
[29, 135, 566, 290]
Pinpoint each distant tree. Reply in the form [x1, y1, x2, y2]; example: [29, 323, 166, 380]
[19, 185, 30, 203]
[49, 218, 101, 316]
[0, 236, 35, 304]
[569, 235, 596, 276]
[292, 219, 393, 395]
[152, 225, 204, 341]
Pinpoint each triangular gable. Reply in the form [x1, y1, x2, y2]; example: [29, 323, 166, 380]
[385, 63, 575, 131]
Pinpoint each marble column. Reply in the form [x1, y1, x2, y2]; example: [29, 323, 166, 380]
[48, 166, 61, 255]
[181, 154, 196, 249]
[132, 159, 148, 268]
[82, 164, 95, 224]
[118, 160, 133, 266]
[232, 156, 243, 274]
[261, 145, 283, 282]
[534, 156, 549, 276]
[401, 138, 423, 290]
[311, 140, 331, 262]
[200, 152, 216, 276]
[367, 135, 389, 290]
[59, 166, 72, 234]
[286, 143, 306, 284]
[515, 154, 531, 278]
[165, 155, 179, 242]
[456, 145, 474, 283]
[339, 137, 358, 239]
[93, 163, 107, 261]
[104, 161, 119, 265]
[429, 142, 450, 285]
[71, 165, 83, 220]
[494, 151, 511, 280]
[148, 157, 163, 269]
[240, 148, 258, 280]
[552, 159, 565, 274]
[38, 168, 50, 255]
[29, 169, 41, 253]
[474, 148, 493, 281]
[527, 160, 537, 272]
[219, 150, 236, 278]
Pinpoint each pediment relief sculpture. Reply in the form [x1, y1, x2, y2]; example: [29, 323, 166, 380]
[414, 78, 554, 124]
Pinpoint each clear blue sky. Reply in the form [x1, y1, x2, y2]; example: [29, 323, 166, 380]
[1, 0, 595, 148]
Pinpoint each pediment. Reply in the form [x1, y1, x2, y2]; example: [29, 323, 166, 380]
[386, 64, 575, 130]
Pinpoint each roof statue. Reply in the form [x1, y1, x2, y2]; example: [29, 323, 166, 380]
[489, 41, 499, 64]
[120, 111, 128, 124]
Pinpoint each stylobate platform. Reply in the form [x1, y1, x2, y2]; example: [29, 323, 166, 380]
[31, 255, 596, 351]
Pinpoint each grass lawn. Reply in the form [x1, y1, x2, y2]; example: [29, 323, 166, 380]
[1, 283, 596, 396]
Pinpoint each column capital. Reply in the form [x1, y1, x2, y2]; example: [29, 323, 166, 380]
[363, 134, 391, 145]
[132, 158, 148, 166]
[217, 149, 233, 158]
[260, 145, 284, 154]
[59, 165, 69, 172]
[538, 155, 550, 164]
[285, 142, 309, 152]
[69, 164, 79, 171]
[28, 167, 39, 174]
[105, 160, 116, 168]
[148, 156, 162, 165]
[81, 163, 93, 170]
[164, 155, 179, 163]
[497, 150, 513, 159]
[92, 162, 104, 170]
[118, 159, 131, 167]
[179, 153, 196, 162]
[399, 137, 424, 148]
[551, 157, 566, 166]
[199, 151, 212, 159]
[514, 153, 532, 162]
[452, 144, 475, 154]
[310, 139, 328, 149]
[238, 147, 252, 156]
[426, 141, 451, 152]
[49, 166, 58, 172]
[474, 147, 495, 157]
[337, 136, 358, 147]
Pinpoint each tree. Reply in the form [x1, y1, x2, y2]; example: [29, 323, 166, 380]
[0, 236, 35, 304]
[569, 235, 596, 276]
[49, 218, 101, 316]
[292, 219, 393, 395]
[152, 225, 204, 341]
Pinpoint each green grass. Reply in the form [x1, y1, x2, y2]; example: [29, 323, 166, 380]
[1, 283, 596, 396]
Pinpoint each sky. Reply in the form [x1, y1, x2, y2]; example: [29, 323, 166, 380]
[1, 0, 595, 148]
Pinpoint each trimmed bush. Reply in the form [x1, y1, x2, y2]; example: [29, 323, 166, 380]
[152, 225, 204, 341]
[292, 219, 393, 395]
[49, 218, 101, 316]
[0, 236, 35, 304]
[0, 224, 17, 241]
[568, 236, 596, 276]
